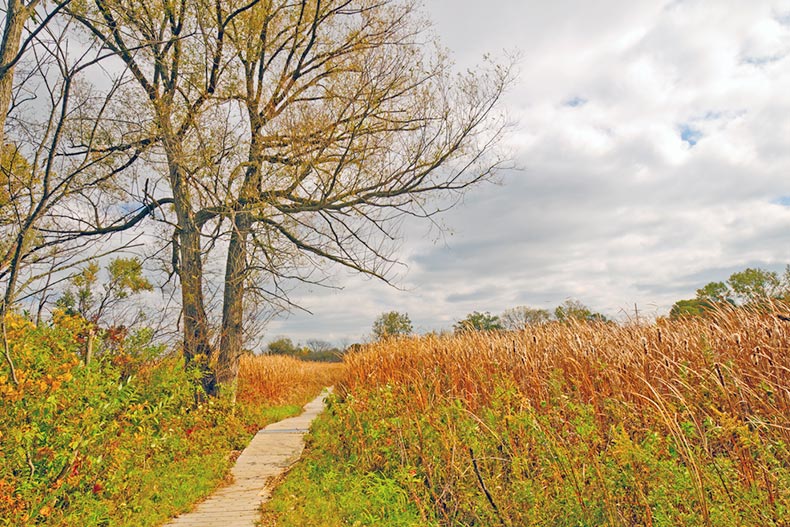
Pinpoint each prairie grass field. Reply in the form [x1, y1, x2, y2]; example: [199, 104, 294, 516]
[3, 1, 788, 526]
[238, 354, 345, 407]
[265, 308, 790, 526]
[0, 313, 344, 526]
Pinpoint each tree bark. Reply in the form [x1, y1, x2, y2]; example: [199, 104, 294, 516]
[0, 0, 33, 146]
[178, 221, 216, 396]
[166, 140, 216, 396]
[217, 128, 262, 392]
[217, 212, 251, 390]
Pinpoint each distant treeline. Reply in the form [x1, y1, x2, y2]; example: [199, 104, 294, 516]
[263, 338, 345, 363]
[669, 265, 790, 318]
[272, 266, 790, 354]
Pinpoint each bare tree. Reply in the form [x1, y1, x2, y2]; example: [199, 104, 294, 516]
[59, 0, 513, 396]
[305, 339, 333, 354]
[0, 0, 72, 146]
[207, 0, 514, 389]
[66, 0, 254, 394]
[0, 17, 149, 383]
[501, 306, 553, 330]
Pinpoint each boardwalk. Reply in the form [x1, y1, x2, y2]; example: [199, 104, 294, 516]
[164, 389, 331, 527]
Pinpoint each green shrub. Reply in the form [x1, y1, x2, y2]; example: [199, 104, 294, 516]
[0, 312, 304, 526]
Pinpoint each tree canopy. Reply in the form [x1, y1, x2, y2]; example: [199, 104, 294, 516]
[670, 266, 790, 319]
[372, 311, 413, 340]
[554, 299, 607, 323]
[500, 305, 552, 329]
[454, 311, 503, 333]
[267, 337, 300, 356]
[0, 0, 513, 397]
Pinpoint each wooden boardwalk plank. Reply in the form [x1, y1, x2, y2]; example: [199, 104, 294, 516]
[162, 389, 330, 527]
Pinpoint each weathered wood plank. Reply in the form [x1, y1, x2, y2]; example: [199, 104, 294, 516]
[162, 388, 331, 527]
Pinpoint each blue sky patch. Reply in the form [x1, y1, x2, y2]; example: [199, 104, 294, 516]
[700, 110, 722, 121]
[564, 96, 587, 108]
[679, 124, 702, 146]
[773, 196, 790, 207]
[742, 54, 785, 67]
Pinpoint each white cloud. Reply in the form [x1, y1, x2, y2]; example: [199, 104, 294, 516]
[267, 1, 790, 346]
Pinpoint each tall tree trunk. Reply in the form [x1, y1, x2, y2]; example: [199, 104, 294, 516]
[0, 0, 34, 146]
[217, 212, 251, 391]
[217, 129, 262, 393]
[178, 221, 215, 394]
[166, 143, 216, 396]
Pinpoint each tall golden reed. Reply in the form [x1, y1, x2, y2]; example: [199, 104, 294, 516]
[238, 354, 345, 406]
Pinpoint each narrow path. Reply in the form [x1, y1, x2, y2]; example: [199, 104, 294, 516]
[163, 388, 331, 527]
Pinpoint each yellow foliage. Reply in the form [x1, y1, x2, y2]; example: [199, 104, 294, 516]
[0, 375, 20, 401]
[0, 143, 35, 209]
[51, 308, 91, 336]
[71, 262, 100, 289]
[3, 312, 34, 340]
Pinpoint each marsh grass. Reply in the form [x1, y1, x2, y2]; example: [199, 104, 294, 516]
[238, 354, 345, 407]
[267, 305, 790, 526]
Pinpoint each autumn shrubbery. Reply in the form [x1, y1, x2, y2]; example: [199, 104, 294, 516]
[266, 307, 790, 526]
[0, 312, 335, 526]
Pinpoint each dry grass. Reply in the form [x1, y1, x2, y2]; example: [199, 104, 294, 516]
[238, 354, 345, 406]
[326, 305, 790, 526]
[344, 307, 790, 436]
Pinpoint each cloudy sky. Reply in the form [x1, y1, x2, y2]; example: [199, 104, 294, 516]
[266, 0, 790, 346]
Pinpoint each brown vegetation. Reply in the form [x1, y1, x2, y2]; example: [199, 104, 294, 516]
[319, 306, 790, 525]
[239, 354, 345, 406]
